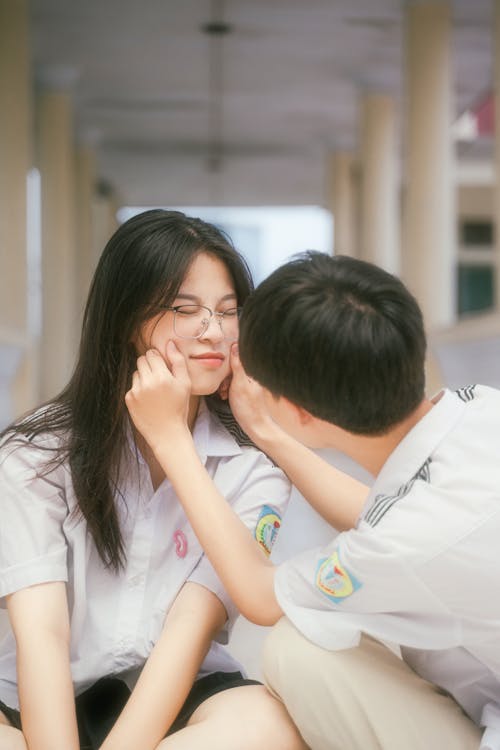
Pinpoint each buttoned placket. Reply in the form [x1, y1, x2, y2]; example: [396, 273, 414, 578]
[112, 453, 158, 670]
[111, 404, 240, 669]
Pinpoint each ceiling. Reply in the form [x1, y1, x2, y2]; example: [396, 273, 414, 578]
[29, 0, 494, 208]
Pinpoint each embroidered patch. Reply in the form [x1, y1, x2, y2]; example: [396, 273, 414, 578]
[315, 550, 362, 603]
[255, 505, 282, 556]
[173, 529, 188, 558]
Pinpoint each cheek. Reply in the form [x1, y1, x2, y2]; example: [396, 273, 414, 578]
[150, 327, 182, 358]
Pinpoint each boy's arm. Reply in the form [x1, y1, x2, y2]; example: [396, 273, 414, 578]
[7, 582, 80, 750]
[125, 346, 282, 626]
[226, 345, 370, 531]
[101, 582, 227, 750]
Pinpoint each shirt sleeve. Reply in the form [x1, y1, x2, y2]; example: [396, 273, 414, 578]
[188, 447, 292, 642]
[275, 521, 455, 651]
[0, 441, 69, 605]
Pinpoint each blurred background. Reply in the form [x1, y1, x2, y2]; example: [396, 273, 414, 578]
[1, 0, 500, 672]
[2, 0, 500, 426]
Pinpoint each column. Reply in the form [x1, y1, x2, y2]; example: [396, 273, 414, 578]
[494, 0, 500, 309]
[37, 79, 78, 400]
[75, 142, 98, 320]
[360, 93, 400, 273]
[328, 152, 357, 257]
[0, 0, 37, 422]
[403, 1, 455, 329]
[92, 179, 120, 263]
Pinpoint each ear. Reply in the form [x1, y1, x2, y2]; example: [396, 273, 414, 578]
[280, 396, 314, 425]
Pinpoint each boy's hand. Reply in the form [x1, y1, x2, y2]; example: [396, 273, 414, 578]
[125, 342, 192, 451]
[227, 345, 277, 443]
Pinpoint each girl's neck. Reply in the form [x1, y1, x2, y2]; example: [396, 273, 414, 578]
[135, 395, 200, 492]
[187, 395, 201, 432]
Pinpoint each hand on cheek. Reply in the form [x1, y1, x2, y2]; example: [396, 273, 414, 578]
[217, 374, 232, 400]
[125, 342, 192, 449]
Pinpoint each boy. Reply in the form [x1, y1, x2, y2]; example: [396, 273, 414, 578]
[126, 252, 499, 750]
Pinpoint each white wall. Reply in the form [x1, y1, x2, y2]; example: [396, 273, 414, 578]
[0, 610, 8, 638]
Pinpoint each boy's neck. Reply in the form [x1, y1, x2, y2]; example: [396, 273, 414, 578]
[324, 398, 435, 478]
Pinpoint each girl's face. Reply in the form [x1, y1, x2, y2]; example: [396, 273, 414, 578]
[133, 252, 238, 396]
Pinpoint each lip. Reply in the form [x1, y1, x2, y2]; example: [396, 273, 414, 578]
[190, 352, 226, 368]
[191, 352, 225, 360]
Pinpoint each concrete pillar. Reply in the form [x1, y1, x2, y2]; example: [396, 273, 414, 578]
[0, 0, 38, 422]
[403, 1, 455, 329]
[328, 152, 356, 257]
[493, 0, 500, 309]
[360, 94, 399, 273]
[75, 143, 98, 320]
[37, 86, 78, 400]
[92, 180, 120, 263]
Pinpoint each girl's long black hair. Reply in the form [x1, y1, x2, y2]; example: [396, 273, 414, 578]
[1, 209, 253, 571]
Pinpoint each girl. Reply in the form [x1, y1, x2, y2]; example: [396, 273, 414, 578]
[0, 210, 306, 750]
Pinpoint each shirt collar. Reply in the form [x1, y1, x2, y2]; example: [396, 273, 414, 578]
[125, 397, 242, 467]
[364, 388, 467, 509]
[192, 398, 242, 462]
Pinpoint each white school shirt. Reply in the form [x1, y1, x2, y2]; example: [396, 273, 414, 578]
[0, 399, 290, 710]
[275, 385, 500, 750]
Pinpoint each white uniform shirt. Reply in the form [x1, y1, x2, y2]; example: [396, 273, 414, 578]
[275, 385, 500, 750]
[0, 400, 291, 710]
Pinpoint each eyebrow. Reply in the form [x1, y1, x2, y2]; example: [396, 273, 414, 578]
[174, 293, 237, 303]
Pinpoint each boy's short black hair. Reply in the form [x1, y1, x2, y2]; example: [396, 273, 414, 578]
[238, 252, 427, 435]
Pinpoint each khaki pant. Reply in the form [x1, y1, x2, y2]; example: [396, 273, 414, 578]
[262, 617, 482, 750]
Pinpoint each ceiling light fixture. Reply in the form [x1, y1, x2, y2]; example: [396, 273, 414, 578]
[201, 0, 232, 179]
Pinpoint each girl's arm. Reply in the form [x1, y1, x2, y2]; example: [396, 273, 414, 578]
[225, 346, 369, 531]
[125, 347, 282, 625]
[100, 582, 227, 750]
[7, 582, 80, 750]
[125, 344, 369, 625]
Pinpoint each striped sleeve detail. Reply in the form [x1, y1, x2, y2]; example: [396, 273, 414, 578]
[455, 385, 476, 402]
[365, 458, 432, 527]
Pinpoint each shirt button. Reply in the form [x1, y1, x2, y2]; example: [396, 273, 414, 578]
[129, 573, 145, 587]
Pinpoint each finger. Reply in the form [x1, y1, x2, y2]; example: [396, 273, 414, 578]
[217, 375, 231, 400]
[230, 345, 255, 389]
[230, 343, 245, 376]
[136, 354, 152, 378]
[125, 371, 140, 408]
[166, 341, 191, 385]
[145, 348, 171, 375]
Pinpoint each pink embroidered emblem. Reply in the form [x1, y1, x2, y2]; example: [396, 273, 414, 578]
[173, 530, 188, 558]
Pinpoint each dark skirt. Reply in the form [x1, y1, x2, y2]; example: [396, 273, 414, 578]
[0, 670, 261, 749]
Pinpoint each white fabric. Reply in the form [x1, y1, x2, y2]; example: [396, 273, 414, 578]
[275, 385, 500, 749]
[0, 399, 291, 709]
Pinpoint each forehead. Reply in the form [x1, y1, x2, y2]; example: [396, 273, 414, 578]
[179, 252, 235, 293]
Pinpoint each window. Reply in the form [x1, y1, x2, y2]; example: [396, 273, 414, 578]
[460, 220, 494, 247]
[458, 265, 495, 315]
[458, 218, 495, 316]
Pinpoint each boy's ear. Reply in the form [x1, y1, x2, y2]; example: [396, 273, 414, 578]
[280, 397, 314, 425]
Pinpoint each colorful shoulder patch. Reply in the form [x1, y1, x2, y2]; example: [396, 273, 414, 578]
[254, 505, 282, 556]
[315, 549, 362, 604]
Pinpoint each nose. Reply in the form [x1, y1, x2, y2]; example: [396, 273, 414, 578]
[200, 311, 224, 341]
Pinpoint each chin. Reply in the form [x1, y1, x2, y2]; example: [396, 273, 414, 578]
[189, 378, 225, 397]
[188, 367, 229, 398]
